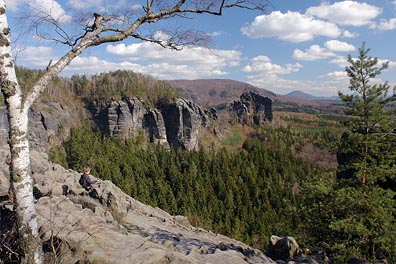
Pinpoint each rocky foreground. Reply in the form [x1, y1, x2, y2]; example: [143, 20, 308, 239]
[1, 145, 331, 264]
[1, 146, 274, 263]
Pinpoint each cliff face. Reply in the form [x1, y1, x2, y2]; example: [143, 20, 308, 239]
[87, 97, 209, 151]
[230, 92, 273, 125]
[161, 99, 209, 151]
[0, 102, 80, 152]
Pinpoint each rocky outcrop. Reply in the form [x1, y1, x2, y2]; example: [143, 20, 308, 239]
[161, 99, 209, 151]
[88, 97, 209, 151]
[230, 92, 273, 125]
[0, 102, 80, 152]
[3, 149, 274, 264]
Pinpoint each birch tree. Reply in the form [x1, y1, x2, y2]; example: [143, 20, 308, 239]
[0, 0, 266, 263]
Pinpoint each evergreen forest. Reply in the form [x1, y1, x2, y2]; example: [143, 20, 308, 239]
[20, 44, 396, 263]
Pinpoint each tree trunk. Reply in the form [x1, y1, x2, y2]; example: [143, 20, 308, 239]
[0, 1, 43, 263]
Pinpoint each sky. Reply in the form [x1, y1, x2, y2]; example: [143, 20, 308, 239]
[5, 0, 396, 97]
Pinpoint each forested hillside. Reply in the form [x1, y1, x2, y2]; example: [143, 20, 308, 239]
[12, 62, 396, 263]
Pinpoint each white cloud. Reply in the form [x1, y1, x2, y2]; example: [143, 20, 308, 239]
[374, 18, 396, 30]
[242, 55, 302, 76]
[5, 0, 20, 11]
[65, 56, 143, 75]
[293, 45, 335, 61]
[64, 55, 231, 79]
[323, 71, 348, 80]
[26, 0, 71, 23]
[106, 42, 241, 70]
[247, 76, 343, 97]
[16, 46, 55, 67]
[241, 55, 308, 94]
[67, 0, 103, 10]
[241, 11, 341, 42]
[306, 1, 382, 26]
[342, 30, 358, 38]
[330, 56, 349, 68]
[62, 42, 243, 79]
[6, 0, 70, 22]
[324, 40, 355, 52]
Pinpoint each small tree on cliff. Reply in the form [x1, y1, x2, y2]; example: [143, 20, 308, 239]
[0, 1, 266, 263]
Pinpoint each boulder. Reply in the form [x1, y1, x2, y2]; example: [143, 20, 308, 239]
[266, 235, 300, 261]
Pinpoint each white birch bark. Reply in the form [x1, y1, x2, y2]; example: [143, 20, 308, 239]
[0, 1, 43, 263]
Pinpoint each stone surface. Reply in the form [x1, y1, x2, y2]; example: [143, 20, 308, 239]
[26, 150, 275, 264]
[144, 108, 169, 147]
[230, 92, 273, 125]
[266, 235, 300, 261]
[161, 98, 209, 151]
[87, 98, 209, 151]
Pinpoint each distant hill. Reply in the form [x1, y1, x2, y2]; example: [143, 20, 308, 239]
[286, 90, 340, 102]
[164, 79, 348, 115]
[166, 79, 277, 108]
[285, 90, 318, 100]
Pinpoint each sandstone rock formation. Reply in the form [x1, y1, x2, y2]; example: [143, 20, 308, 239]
[87, 97, 209, 151]
[230, 92, 273, 125]
[161, 98, 209, 151]
[1, 147, 276, 263]
[0, 101, 80, 152]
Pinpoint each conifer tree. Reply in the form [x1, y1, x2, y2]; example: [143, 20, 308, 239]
[334, 43, 396, 261]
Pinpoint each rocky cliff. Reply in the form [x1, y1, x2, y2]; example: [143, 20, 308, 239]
[87, 97, 209, 151]
[230, 92, 273, 125]
[0, 102, 81, 152]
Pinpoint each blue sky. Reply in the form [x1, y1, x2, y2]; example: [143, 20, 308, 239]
[5, 0, 396, 96]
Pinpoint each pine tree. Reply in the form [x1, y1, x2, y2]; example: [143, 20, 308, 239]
[333, 43, 396, 261]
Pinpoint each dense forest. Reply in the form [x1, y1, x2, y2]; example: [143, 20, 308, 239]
[12, 44, 396, 263]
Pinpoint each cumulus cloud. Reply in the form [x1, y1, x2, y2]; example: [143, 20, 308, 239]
[293, 45, 335, 61]
[64, 56, 143, 75]
[103, 42, 242, 79]
[242, 55, 306, 94]
[323, 71, 348, 80]
[373, 18, 396, 30]
[6, 0, 70, 22]
[241, 11, 341, 42]
[329, 56, 349, 68]
[16, 46, 55, 67]
[106, 41, 241, 68]
[306, 1, 382, 26]
[29, 0, 71, 23]
[342, 30, 358, 38]
[242, 55, 302, 75]
[64, 56, 231, 79]
[324, 40, 355, 52]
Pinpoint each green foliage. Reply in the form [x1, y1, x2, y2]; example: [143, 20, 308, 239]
[71, 70, 179, 107]
[331, 43, 396, 262]
[62, 124, 325, 251]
